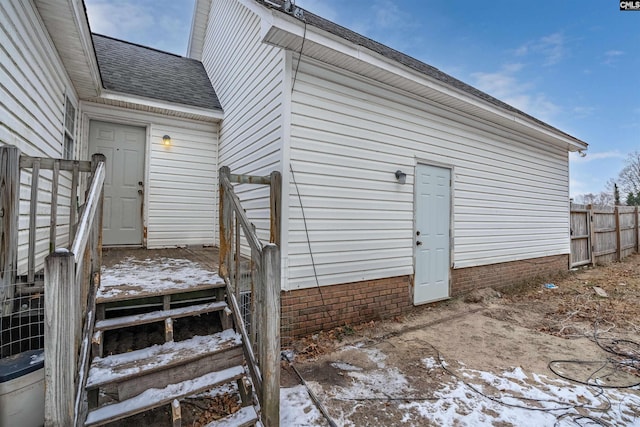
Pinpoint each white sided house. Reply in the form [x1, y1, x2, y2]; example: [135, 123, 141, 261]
[188, 0, 588, 335]
[2, 0, 587, 337]
[1, 0, 222, 270]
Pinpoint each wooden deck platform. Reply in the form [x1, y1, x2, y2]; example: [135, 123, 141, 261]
[98, 246, 223, 304]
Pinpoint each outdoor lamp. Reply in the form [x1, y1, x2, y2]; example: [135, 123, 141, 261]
[162, 135, 171, 146]
[395, 170, 407, 184]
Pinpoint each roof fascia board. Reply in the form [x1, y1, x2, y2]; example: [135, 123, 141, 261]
[187, 0, 211, 59]
[71, 0, 102, 96]
[260, 11, 587, 151]
[99, 90, 224, 121]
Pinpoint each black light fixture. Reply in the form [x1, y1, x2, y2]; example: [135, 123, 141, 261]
[395, 170, 407, 184]
[162, 135, 171, 146]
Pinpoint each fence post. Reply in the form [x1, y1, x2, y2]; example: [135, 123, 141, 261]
[260, 244, 280, 427]
[615, 206, 621, 261]
[633, 206, 640, 253]
[44, 251, 76, 427]
[269, 171, 282, 247]
[0, 145, 20, 317]
[587, 204, 595, 266]
[219, 166, 231, 280]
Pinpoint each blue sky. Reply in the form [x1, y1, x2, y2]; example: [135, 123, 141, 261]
[85, 0, 639, 198]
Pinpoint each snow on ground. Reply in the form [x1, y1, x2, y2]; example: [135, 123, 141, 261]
[98, 256, 223, 300]
[281, 385, 327, 426]
[296, 349, 640, 426]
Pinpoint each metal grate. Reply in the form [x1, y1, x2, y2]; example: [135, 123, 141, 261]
[0, 272, 45, 359]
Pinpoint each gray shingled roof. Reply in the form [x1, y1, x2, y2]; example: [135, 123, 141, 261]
[256, 0, 583, 144]
[93, 34, 221, 111]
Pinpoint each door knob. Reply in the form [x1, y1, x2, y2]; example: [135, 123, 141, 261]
[416, 241, 422, 246]
[138, 189, 143, 195]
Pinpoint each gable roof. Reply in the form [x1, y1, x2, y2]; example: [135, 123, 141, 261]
[252, 0, 585, 149]
[93, 34, 222, 111]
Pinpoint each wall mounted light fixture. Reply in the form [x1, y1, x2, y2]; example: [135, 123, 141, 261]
[162, 135, 171, 146]
[395, 170, 407, 184]
[578, 150, 586, 158]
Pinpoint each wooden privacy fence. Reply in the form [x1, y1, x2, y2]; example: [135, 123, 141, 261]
[570, 204, 640, 268]
[219, 166, 281, 427]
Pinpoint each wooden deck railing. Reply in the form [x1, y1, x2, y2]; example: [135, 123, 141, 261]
[219, 166, 281, 427]
[44, 155, 105, 427]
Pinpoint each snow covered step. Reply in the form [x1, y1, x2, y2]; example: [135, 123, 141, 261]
[205, 405, 259, 427]
[94, 300, 227, 332]
[87, 331, 243, 399]
[84, 365, 246, 426]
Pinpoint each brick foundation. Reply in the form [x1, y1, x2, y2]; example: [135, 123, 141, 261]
[281, 275, 413, 339]
[281, 254, 569, 339]
[450, 254, 569, 296]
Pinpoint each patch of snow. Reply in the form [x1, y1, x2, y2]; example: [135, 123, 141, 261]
[362, 348, 387, 368]
[399, 364, 640, 426]
[330, 362, 362, 372]
[97, 256, 224, 300]
[87, 331, 241, 387]
[54, 248, 69, 253]
[422, 357, 438, 370]
[312, 348, 640, 426]
[30, 351, 45, 365]
[281, 385, 326, 426]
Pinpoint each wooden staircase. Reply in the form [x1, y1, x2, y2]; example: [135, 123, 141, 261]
[82, 279, 261, 426]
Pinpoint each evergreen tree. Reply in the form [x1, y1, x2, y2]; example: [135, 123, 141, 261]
[626, 192, 636, 206]
[614, 183, 620, 205]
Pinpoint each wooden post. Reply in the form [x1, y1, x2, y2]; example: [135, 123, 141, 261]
[28, 158, 40, 284]
[44, 251, 76, 427]
[69, 161, 80, 246]
[587, 204, 596, 266]
[260, 244, 280, 427]
[269, 171, 282, 246]
[49, 160, 60, 253]
[615, 206, 621, 261]
[0, 145, 20, 317]
[219, 166, 232, 280]
[633, 206, 640, 253]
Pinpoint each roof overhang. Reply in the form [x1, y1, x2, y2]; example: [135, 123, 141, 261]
[34, 0, 102, 99]
[187, 0, 212, 60]
[91, 90, 224, 123]
[253, 4, 587, 153]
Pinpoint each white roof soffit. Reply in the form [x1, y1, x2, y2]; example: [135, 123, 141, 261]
[34, 0, 101, 99]
[95, 90, 224, 122]
[257, 8, 587, 152]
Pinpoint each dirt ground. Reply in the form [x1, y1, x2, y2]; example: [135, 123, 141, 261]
[285, 255, 640, 426]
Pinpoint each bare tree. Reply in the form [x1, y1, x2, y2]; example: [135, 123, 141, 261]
[618, 151, 640, 195]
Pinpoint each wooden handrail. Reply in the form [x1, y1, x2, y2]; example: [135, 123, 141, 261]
[219, 166, 281, 427]
[70, 162, 105, 260]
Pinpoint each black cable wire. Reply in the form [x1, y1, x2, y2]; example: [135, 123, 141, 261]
[291, 19, 307, 94]
[289, 163, 333, 321]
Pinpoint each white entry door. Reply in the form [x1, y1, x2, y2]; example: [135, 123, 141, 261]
[414, 164, 451, 304]
[88, 121, 145, 246]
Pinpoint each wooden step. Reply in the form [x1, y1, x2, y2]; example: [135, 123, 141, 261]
[84, 365, 245, 426]
[87, 330, 243, 400]
[205, 405, 259, 427]
[94, 301, 227, 332]
[96, 281, 225, 304]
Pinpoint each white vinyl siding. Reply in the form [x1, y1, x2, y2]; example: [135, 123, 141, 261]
[288, 58, 569, 290]
[1, 0, 77, 273]
[200, 0, 285, 244]
[80, 103, 219, 249]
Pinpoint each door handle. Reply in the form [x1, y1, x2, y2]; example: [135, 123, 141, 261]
[416, 241, 422, 246]
[138, 189, 143, 195]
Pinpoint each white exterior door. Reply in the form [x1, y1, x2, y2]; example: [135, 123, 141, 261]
[414, 163, 451, 304]
[88, 121, 145, 246]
